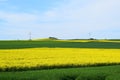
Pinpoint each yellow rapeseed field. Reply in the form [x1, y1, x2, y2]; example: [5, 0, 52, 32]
[0, 48, 120, 69]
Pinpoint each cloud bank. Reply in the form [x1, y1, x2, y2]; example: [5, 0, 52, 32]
[0, 0, 120, 39]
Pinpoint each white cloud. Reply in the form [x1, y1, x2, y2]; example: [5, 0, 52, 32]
[0, 11, 38, 24]
[0, 0, 120, 39]
[52, 0, 120, 29]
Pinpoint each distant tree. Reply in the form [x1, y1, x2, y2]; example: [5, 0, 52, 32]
[49, 37, 58, 40]
[89, 38, 96, 40]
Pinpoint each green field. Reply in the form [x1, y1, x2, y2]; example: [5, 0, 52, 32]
[0, 65, 120, 80]
[0, 39, 120, 80]
[0, 39, 120, 49]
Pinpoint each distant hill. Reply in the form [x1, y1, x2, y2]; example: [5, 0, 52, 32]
[33, 37, 59, 41]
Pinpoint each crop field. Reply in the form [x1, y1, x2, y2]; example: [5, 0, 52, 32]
[0, 48, 120, 71]
[0, 39, 120, 80]
[1, 65, 120, 80]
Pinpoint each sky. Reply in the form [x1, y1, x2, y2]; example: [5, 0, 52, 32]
[0, 0, 120, 40]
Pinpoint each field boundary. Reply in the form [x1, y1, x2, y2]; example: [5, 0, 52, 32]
[1, 63, 120, 72]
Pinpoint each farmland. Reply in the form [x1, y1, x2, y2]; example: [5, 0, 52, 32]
[0, 39, 120, 80]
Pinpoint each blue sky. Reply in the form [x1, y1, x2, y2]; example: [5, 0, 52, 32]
[0, 0, 120, 40]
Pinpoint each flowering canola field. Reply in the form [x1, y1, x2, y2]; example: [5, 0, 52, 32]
[0, 48, 120, 70]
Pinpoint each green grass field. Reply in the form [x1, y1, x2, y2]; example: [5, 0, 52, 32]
[0, 39, 120, 80]
[0, 65, 120, 80]
[0, 39, 120, 49]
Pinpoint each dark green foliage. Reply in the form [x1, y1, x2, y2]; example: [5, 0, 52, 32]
[49, 37, 59, 40]
[89, 38, 96, 40]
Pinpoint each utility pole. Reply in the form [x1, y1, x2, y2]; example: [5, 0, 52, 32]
[29, 32, 32, 41]
[89, 32, 92, 39]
